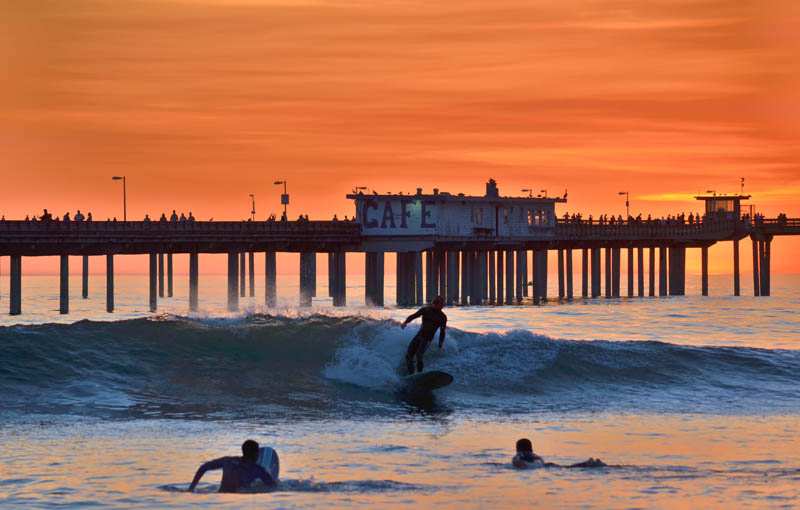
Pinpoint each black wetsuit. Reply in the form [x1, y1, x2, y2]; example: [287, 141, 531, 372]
[404, 306, 447, 374]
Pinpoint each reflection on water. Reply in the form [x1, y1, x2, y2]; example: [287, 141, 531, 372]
[2, 415, 799, 508]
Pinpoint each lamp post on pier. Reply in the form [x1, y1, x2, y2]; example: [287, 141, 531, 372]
[249, 194, 256, 221]
[618, 191, 629, 219]
[274, 180, 288, 219]
[112, 176, 127, 221]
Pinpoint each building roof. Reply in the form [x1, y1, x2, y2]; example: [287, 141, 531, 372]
[694, 194, 751, 201]
[346, 191, 566, 204]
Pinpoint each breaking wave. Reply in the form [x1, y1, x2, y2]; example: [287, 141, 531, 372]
[2, 314, 799, 418]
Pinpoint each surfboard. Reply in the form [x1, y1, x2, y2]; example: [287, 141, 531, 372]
[402, 370, 453, 393]
[256, 447, 280, 483]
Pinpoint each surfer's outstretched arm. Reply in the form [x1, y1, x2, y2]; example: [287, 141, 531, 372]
[188, 457, 227, 492]
[401, 308, 424, 329]
[438, 322, 447, 349]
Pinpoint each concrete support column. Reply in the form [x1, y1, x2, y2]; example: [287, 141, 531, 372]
[658, 247, 668, 296]
[540, 249, 549, 301]
[637, 247, 645, 297]
[365, 252, 384, 307]
[460, 251, 469, 305]
[189, 252, 198, 311]
[505, 250, 514, 305]
[396, 252, 407, 306]
[566, 249, 574, 300]
[82, 255, 89, 299]
[415, 252, 424, 305]
[227, 251, 239, 311]
[332, 252, 347, 307]
[581, 248, 589, 298]
[557, 249, 565, 299]
[425, 251, 435, 304]
[611, 247, 621, 298]
[106, 254, 114, 313]
[701, 246, 709, 296]
[733, 239, 740, 296]
[158, 253, 165, 298]
[604, 247, 612, 298]
[488, 251, 496, 304]
[649, 247, 656, 296]
[760, 239, 771, 297]
[265, 251, 277, 307]
[447, 250, 459, 305]
[521, 250, 529, 298]
[668, 246, 686, 296]
[496, 250, 504, 306]
[437, 250, 447, 299]
[9, 255, 21, 315]
[149, 252, 158, 312]
[248, 252, 255, 297]
[167, 253, 174, 298]
[299, 252, 315, 307]
[59, 255, 69, 314]
[480, 251, 489, 304]
[514, 250, 524, 303]
[239, 252, 246, 298]
[590, 248, 601, 298]
[752, 239, 760, 296]
[328, 253, 335, 297]
[469, 251, 479, 305]
[310, 254, 317, 298]
[627, 248, 634, 297]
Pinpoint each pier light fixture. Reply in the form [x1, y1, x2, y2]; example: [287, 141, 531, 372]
[618, 191, 630, 218]
[249, 194, 256, 221]
[521, 188, 533, 198]
[111, 176, 127, 221]
[274, 180, 289, 218]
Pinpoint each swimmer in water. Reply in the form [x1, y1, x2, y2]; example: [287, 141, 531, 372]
[188, 439, 275, 492]
[512, 438, 606, 469]
[401, 295, 447, 375]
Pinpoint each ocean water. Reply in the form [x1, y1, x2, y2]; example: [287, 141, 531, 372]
[0, 272, 799, 508]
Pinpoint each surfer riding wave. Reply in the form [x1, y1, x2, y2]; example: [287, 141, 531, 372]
[401, 296, 447, 375]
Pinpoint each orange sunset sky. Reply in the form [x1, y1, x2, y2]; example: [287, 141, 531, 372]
[2, 0, 799, 274]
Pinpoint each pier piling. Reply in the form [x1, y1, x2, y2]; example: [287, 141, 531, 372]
[488, 251, 496, 304]
[189, 252, 198, 311]
[521, 250, 529, 298]
[496, 250, 504, 305]
[581, 248, 588, 298]
[167, 253, 173, 298]
[649, 247, 655, 296]
[415, 252, 424, 305]
[505, 250, 514, 305]
[591, 248, 601, 298]
[82, 255, 89, 299]
[515, 250, 524, 303]
[249, 252, 255, 297]
[627, 247, 634, 297]
[557, 249, 565, 299]
[733, 239, 740, 296]
[59, 255, 69, 314]
[566, 248, 574, 300]
[158, 253, 164, 298]
[239, 252, 246, 298]
[265, 251, 277, 307]
[752, 239, 760, 296]
[227, 251, 239, 311]
[10, 255, 21, 315]
[604, 247, 612, 298]
[637, 247, 644, 297]
[332, 252, 347, 306]
[149, 253, 157, 312]
[612, 247, 621, 298]
[106, 254, 114, 313]
[299, 252, 315, 306]
[701, 246, 709, 296]
[658, 247, 667, 296]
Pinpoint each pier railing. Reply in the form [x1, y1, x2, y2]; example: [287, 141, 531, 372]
[554, 218, 744, 241]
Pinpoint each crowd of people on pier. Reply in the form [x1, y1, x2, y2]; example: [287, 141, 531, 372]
[558, 210, 763, 226]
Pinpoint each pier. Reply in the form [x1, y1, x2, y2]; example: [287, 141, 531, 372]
[1, 181, 797, 315]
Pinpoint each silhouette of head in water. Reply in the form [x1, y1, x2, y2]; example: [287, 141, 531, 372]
[432, 295, 444, 310]
[516, 438, 533, 453]
[242, 440, 259, 463]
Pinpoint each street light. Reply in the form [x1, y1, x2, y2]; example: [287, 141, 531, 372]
[112, 176, 127, 221]
[249, 194, 256, 221]
[618, 191, 629, 219]
[274, 180, 288, 219]
[521, 188, 533, 198]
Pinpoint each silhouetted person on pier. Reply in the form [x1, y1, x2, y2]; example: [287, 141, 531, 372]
[401, 295, 447, 375]
[63, 212, 71, 222]
[188, 211, 195, 222]
[87, 212, 93, 222]
[74, 210, 85, 222]
[40, 209, 52, 222]
[170, 210, 178, 222]
[143, 214, 151, 223]
[188, 440, 276, 493]
[159, 213, 167, 222]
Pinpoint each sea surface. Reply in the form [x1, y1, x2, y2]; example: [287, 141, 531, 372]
[1, 271, 799, 509]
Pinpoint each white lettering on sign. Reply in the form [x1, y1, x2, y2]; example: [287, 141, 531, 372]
[359, 198, 437, 235]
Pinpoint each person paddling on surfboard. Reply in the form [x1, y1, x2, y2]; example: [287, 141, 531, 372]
[188, 439, 277, 493]
[512, 438, 606, 469]
[401, 295, 447, 375]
